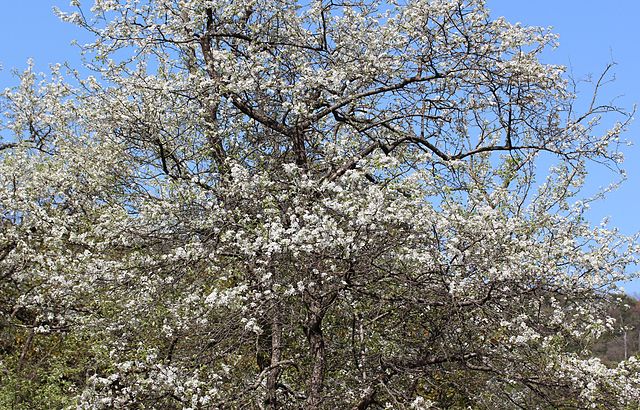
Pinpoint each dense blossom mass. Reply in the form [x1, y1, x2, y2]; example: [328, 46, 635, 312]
[1, 0, 639, 408]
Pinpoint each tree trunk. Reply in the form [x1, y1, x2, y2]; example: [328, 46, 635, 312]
[305, 300, 326, 409]
[266, 315, 283, 409]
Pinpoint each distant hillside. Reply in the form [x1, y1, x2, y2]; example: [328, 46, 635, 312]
[593, 295, 640, 363]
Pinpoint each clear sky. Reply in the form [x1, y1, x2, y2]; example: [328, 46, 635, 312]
[1, 1, 640, 291]
[488, 1, 640, 294]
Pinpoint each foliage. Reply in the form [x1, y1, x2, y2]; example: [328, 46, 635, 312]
[1, 0, 640, 408]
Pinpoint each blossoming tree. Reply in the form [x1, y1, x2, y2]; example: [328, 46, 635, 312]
[1, 0, 639, 408]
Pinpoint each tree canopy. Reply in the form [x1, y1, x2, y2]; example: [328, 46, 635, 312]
[1, 0, 639, 408]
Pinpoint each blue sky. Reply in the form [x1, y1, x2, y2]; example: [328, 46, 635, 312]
[488, 1, 640, 294]
[1, 1, 640, 291]
[488, 1, 640, 229]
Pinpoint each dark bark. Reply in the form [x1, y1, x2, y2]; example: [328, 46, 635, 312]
[266, 315, 283, 409]
[305, 300, 326, 409]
